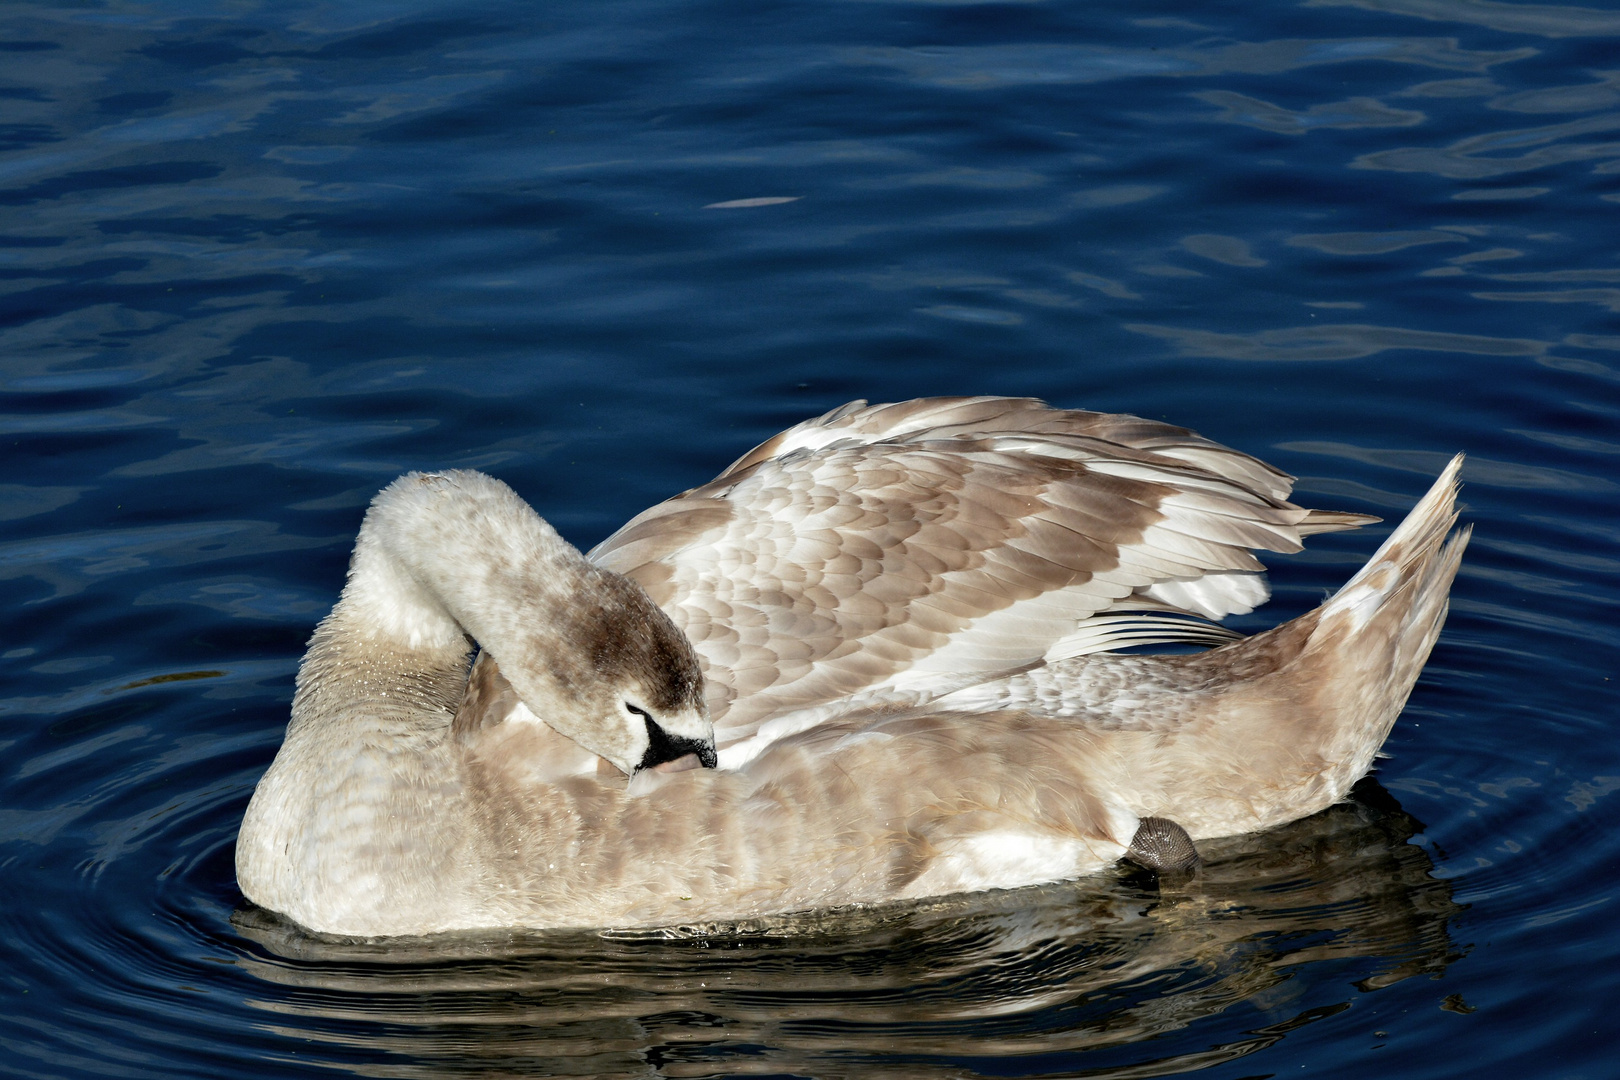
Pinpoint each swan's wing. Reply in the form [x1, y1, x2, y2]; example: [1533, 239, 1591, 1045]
[589, 397, 1373, 746]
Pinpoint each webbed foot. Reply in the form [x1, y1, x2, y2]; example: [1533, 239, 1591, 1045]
[1126, 816, 1200, 874]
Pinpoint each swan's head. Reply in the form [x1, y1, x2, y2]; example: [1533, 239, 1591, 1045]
[522, 563, 714, 778]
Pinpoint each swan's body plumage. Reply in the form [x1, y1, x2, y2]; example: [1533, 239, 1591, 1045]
[237, 398, 1468, 936]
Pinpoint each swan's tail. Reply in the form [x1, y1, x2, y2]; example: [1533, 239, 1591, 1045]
[1284, 454, 1470, 796]
[1166, 457, 1469, 833]
[1308, 454, 1469, 687]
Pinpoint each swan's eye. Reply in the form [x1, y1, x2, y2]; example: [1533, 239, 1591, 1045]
[624, 702, 651, 721]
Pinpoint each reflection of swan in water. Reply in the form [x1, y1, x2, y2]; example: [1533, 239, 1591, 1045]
[232, 779, 1463, 1080]
[236, 397, 1468, 935]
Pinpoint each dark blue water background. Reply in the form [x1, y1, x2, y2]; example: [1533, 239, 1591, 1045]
[2, 0, 1617, 1076]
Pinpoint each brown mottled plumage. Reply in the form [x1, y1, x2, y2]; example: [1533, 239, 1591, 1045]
[236, 398, 1467, 935]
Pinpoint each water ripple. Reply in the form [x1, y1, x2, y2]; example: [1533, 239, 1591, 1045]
[2, 0, 1617, 1075]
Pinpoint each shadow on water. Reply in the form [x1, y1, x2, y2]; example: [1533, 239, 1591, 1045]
[228, 779, 1461, 1079]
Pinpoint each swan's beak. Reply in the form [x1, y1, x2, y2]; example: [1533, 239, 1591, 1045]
[636, 713, 717, 773]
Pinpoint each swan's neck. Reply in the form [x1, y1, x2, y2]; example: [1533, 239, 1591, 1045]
[340, 470, 594, 658]
[330, 471, 706, 773]
[239, 602, 479, 934]
[238, 470, 711, 932]
[241, 472, 590, 933]
[251, 465, 708, 799]
[272, 470, 595, 748]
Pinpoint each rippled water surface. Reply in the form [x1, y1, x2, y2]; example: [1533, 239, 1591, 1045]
[3, 0, 1618, 1076]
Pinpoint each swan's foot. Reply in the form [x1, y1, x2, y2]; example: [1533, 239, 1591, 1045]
[1126, 816, 1200, 874]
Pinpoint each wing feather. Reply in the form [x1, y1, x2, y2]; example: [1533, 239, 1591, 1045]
[588, 398, 1368, 745]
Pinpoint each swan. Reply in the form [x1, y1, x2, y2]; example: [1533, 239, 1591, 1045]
[236, 397, 1468, 936]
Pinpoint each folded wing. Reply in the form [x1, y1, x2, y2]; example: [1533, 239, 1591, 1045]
[588, 397, 1373, 747]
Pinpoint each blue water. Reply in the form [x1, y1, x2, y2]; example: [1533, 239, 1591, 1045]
[2, 0, 1618, 1075]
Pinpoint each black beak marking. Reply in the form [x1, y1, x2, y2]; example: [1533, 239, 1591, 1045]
[638, 713, 717, 772]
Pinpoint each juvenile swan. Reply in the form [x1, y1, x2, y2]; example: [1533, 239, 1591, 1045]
[237, 398, 1468, 935]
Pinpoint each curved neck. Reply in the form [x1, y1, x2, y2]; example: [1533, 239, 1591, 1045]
[299, 469, 704, 777]
[240, 469, 709, 933]
[340, 470, 592, 658]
